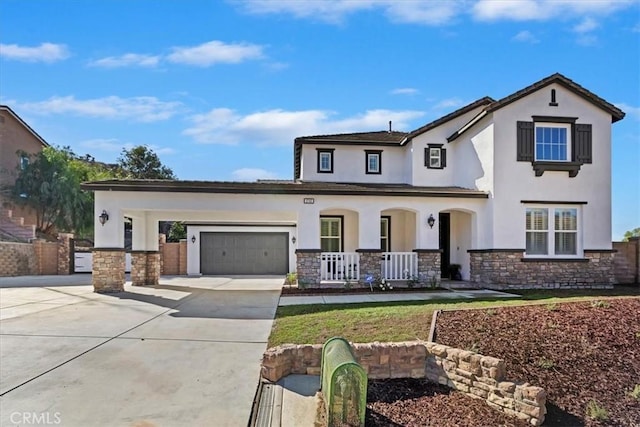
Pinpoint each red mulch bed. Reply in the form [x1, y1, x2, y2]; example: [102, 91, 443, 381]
[365, 298, 640, 426]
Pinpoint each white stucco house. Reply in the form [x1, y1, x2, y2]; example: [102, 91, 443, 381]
[83, 73, 625, 292]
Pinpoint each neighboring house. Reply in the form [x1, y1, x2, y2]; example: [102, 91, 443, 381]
[0, 105, 49, 240]
[83, 73, 625, 292]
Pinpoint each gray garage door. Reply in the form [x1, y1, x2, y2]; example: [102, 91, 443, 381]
[200, 232, 288, 275]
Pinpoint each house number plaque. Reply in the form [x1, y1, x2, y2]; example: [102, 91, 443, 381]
[303, 198, 315, 204]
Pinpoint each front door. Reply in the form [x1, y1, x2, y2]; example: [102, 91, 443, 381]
[439, 213, 450, 278]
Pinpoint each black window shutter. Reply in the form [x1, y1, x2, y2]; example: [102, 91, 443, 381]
[517, 121, 534, 161]
[424, 148, 429, 166]
[441, 148, 447, 167]
[574, 123, 592, 164]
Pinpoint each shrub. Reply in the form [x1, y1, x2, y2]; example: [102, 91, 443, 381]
[590, 300, 610, 309]
[585, 400, 608, 421]
[630, 384, 640, 400]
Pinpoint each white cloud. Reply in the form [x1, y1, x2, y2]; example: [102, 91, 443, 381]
[231, 168, 281, 181]
[391, 88, 419, 95]
[472, 0, 635, 22]
[0, 42, 69, 63]
[17, 96, 182, 122]
[167, 40, 264, 66]
[88, 53, 160, 68]
[573, 17, 599, 33]
[238, 0, 462, 25]
[183, 108, 424, 145]
[512, 30, 539, 43]
[615, 103, 640, 121]
[432, 98, 465, 110]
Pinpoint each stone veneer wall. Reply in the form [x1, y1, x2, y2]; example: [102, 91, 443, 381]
[57, 233, 73, 275]
[357, 250, 382, 285]
[0, 242, 37, 276]
[131, 251, 160, 286]
[415, 250, 441, 286]
[262, 341, 546, 426]
[295, 250, 320, 287]
[469, 250, 615, 289]
[92, 249, 125, 292]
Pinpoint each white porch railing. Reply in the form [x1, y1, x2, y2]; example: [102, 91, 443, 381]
[320, 252, 360, 281]
[382, 252, 418, 280]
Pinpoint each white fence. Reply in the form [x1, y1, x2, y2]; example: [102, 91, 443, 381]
[320, 252, 360, 281]
[382, 252, 418, 280]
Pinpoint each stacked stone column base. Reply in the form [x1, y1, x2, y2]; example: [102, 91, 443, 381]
[357, 249, 382, 286]
[92, 249, 125, 293]
[295, 249, 321, 287]
[414, 249, 441, 286]
[131, 251, 160, 286]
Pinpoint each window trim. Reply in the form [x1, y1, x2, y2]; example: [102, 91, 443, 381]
[316, 148, 335, 174]
[534, 122, 571, 162]
[20, 155, 29, 170]
[380, 216, 391, 252]
[524, 205, 582, 258]
[425, 144, 445, 169]
[365, 150, 382, 175]
[320, 215, 344, 252]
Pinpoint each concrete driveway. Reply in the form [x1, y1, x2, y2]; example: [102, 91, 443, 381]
[0, 275, 283, 426]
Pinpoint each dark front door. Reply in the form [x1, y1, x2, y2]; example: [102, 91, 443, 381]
[439, 213, 450, 278]
[200, 232, 288, 275]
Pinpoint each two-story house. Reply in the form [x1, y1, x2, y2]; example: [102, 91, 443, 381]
[0, 105, 49, 240]
[83, 73, 625, 292]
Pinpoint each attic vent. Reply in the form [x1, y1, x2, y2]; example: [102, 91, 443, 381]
[549, 89, 558, 107]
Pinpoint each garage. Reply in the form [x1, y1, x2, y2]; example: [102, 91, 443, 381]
[199, 232, 289, 275]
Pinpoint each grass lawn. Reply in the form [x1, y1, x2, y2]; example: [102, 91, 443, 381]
[268, 287, 640, 347]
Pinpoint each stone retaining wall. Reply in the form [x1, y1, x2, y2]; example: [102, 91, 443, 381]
[469, 249, 614, 289]
[0, 241, 37, 276]
[262, 341, 546, 426]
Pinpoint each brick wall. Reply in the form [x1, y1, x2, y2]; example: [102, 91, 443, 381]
[33, 240, 58, 274]
[469, 249, 615, 289]
[0, 242, 37, 276]
[262, 340, 547, 426]
[613, 238, 639, 284]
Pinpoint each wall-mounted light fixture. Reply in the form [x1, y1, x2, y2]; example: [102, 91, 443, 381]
[291, 236, 297, 244]
[427, 214, 436, 229]
[191, 235, 196, 244]
[98, 210, 109, 226]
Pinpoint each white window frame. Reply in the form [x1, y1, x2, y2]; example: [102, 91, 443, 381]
[525, 205, 582, 258]
[317, 150, 333, 173]
[380, 217, 390, 252]
[534, 123, 571, 162]
[320, 217, 342, 252]
[367, 152, 380, 174]
[429, 147, 441, 168]
[20, 155, 29, 170]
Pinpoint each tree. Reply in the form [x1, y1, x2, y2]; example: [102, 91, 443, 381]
[623, 227, 640, 241]
[167, 221, 186, 242]
[117, 145, 175, 179]
[10, 146, 115, 237]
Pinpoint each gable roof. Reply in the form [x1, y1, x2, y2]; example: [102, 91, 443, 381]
[0, 105, 49, 147]
[485, 73, 624, 122]
[446, 73, 626, 143]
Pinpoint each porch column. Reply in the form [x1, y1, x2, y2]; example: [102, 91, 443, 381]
[414, 249, 441, 286]
[358, 208, 382, 284]
[130, 215, 160, 287]
[414, 212, 441, 287]
[92, 203, 125, 293]
[296, 207, 321, 286]
[415, 211, 439, 250]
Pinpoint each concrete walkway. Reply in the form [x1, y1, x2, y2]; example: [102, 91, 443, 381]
[279, 288, 520, 306]
[0, 275, 283, 427]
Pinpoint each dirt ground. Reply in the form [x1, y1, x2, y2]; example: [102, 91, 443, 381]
[365, 298, 640, 427]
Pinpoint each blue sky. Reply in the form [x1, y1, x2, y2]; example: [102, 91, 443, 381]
[1, 0, 638, 239]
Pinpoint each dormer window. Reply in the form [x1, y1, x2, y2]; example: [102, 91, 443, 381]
[425, 144, 446, 169]
[317, 148, 334, 173]
[365, 150, 382, 174]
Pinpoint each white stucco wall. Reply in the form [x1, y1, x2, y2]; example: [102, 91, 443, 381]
[411, 105, 488, 187]
[489, 83, 613, 250]
[300, 144, 408, 183]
